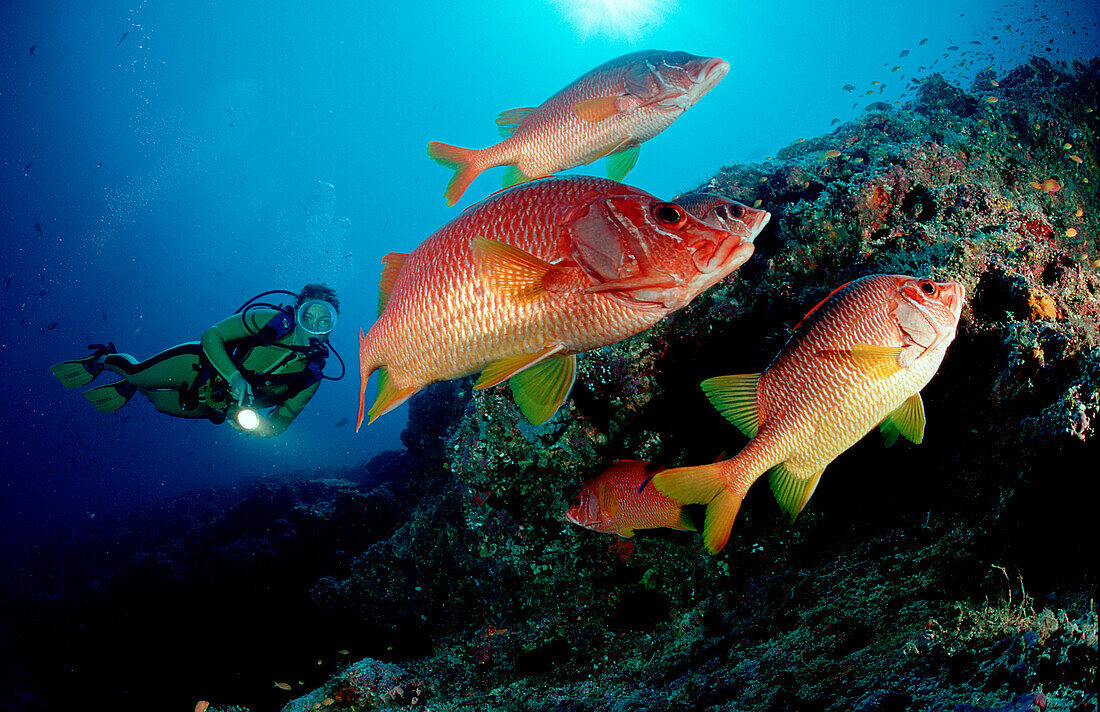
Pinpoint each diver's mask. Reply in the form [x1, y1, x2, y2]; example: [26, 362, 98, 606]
[296, 299, 337, 338]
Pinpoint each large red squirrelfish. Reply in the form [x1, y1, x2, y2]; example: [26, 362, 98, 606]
[565, 460, 695, 538]
[356, 176, 770, 430]
[427, 50, 730, 206]
[654, 274, 965, 553]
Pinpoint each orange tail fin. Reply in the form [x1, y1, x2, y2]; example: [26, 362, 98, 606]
[356, 328, 378, 432]
[652, 461, 744, 554]
[427, 141, 481, 206]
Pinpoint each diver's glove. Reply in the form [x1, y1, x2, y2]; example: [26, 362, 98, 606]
[229, 372, 253, 404]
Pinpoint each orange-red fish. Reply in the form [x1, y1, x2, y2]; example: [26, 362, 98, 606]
[427, 50, 729, 206]
[654, 275, 965, 553]
[821, 149, 842, 159]
[566, 460, 695, 537]
[674, 193, 771, 240]
[1041, 178, 1062, 193]
[357, 176, 770, 429]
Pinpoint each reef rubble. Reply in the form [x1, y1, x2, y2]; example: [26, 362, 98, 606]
[1, 57, 1097, 712]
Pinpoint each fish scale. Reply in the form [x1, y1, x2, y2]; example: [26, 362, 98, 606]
[357, 176, 769, 429]
[654, 274, 965, 553]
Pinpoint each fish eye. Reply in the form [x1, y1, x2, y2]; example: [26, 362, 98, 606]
[726, 202, 745, 218]
[920, 280, 937, 295]
[572, 496, 581, 507]
[653, 203, 686, 228]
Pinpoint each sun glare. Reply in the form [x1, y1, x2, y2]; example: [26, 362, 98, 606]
[553, 0, 673, 41]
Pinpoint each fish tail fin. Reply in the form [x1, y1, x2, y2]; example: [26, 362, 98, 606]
[356, 328, 378, 432]
[653, 461, 744, 554]
[427, 141, 481, 206]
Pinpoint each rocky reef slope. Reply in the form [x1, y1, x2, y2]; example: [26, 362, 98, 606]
[2, 57, 1097, 712]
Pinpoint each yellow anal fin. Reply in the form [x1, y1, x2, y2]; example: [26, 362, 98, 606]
[701, 373, 761, 438]
[367, 366, 419, 425]
[880, 392, 925, 446]
[509, 353, 576, 425]
[378, 252, 408, 316]
[473, 237, 566, 303]
[495, 107, 534, 139]
[768, 462, 825, 522]
[573, 96, 622, 122]
[652, 462, 742, 554]
[501, 165, 533, 189]
[605, 144, 640, 182]
[474, 344, 564, 390]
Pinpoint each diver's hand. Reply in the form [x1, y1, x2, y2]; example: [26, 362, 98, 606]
[229, 372, 253, 403]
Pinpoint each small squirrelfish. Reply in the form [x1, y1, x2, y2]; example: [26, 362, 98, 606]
[357, 176, 770, 430]
[565, 460, 696, 538]
[427, 50, 730, 206]
[674, 193, 770, 241]
[654, 274, 965, 553]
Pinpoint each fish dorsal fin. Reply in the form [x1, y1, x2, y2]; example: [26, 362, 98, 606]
[472, 237, 566, 303]
[879, 392, 926, 446]
[495, 107, 534, 139]
[793, 280, 855, 332]
[598, 477, 620, 518]
[846, 344, 904, 379]
[700, 374, 761, 438]
[605, 144, 640, 182]
[367, 366, 420, 425]
[768, 463, 825, 522]
[474, 344, 564, 390]
[509, 353, 577, 425]
[501, 165, 532, 189]
[378, 252, 408, 316]
[573, 96, 621, 123]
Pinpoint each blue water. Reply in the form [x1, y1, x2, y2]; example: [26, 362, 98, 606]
[0, 0, 1094, 553]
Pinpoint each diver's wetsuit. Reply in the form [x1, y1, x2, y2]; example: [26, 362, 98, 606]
[99, 309, 321, 437]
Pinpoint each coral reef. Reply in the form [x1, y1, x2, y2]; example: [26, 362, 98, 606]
[2, 57, 1097, 712]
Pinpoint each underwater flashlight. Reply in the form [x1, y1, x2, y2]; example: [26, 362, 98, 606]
[235, 392, 260, 431]
[236, 406, 259, 431]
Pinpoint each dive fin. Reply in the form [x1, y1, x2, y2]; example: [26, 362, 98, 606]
[700, 374, 761, 438]
[879, 392, 925, 446]
[83, 381, 133, 413]
[365, 365, 419, 426]
[652, 462, 743, 554]
[495, 107, 534, 138]
[573, 96, 622, 122]
[508, 353, 576, 425]
[768, 463, 824, 522]
[378, 252, 408, 316]
[472, 237, 567, 303]
[50, 355, 101, 389]
[474, 344, 564, 390]
[427, 141, 481, 207]
[605, 145, 640, 182]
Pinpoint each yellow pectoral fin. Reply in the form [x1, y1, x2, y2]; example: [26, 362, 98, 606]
[572, 96, 622, 122]
[844, 344, 905, 379]
[474, 345, 565, 390]
[768, 463, 825, 522]
[879, 392, 926, 446]
[599, 478, 621, 518]
[472, 237, 566, 303]
[508, 353, 577, 425]
[700, 374, 761, 438]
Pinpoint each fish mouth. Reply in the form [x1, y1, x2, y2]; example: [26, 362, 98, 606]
[691, 57, 730, 90]
[743, 208, 771, 244]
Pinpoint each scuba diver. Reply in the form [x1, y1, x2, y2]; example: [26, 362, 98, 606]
[49, 284, 344, 437]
